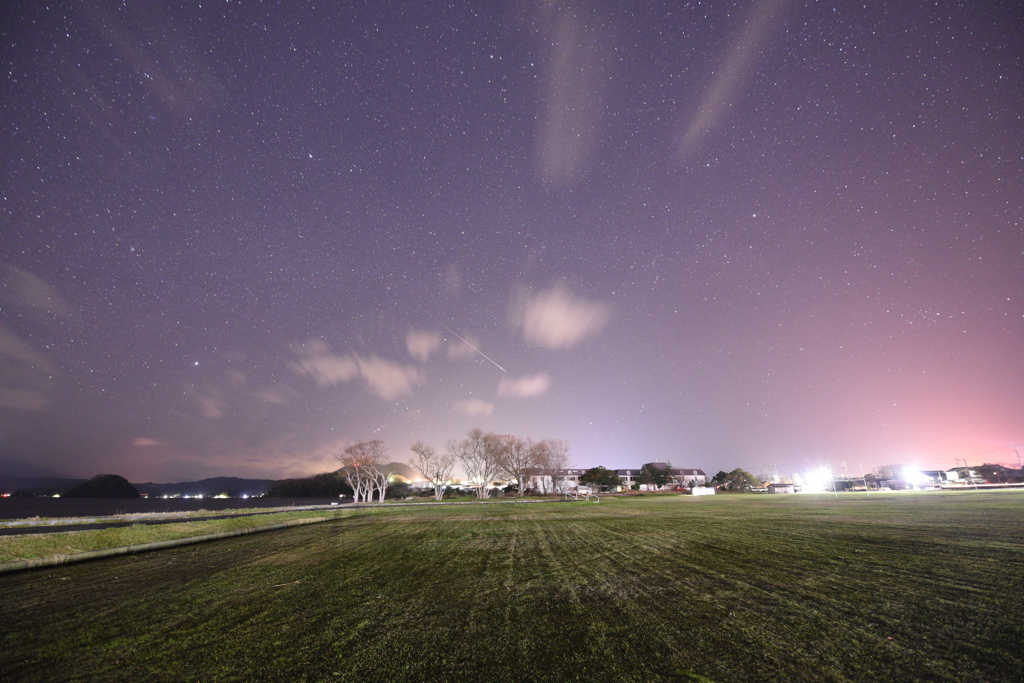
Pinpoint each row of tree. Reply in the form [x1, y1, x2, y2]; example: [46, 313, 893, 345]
[336, 429, 571, 502]
[336, 433, 767, 499]
[410, 429, 571, 499]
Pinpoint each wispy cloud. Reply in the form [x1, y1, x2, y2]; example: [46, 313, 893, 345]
[356, 356, 423, 400]
[253, 385, 298, 406]
[225, 369, 248, 388]
[678, 0, 789, 158]
[0, 324, 56, 373]
[2, 266, 82, 324]
[534, 1, 613, 184]
[132, 437, 161, 447]
[82, 1, 227, 116]
[0, 387, 48, 411]
[290, 339, 422, 400]
[448, 332, 483, 360]
[184, 383, 227, 419]
[442, 265, 462, 295]
[0, 324, 55, 412]
[455, 398, 494, 416]
[498, 373, 551, 398]
[509, 283, 611, 349]
[406, 329, 441, 363]
[289, 340, 359, 385]
[198, 396, 225, 419]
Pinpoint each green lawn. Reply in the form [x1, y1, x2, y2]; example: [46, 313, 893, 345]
[0, 510, 344, 564]
[1, 492, 1021, 682]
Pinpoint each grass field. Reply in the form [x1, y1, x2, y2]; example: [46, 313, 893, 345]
[1, 492, 1021, 682]
[0, 509, 348, 565]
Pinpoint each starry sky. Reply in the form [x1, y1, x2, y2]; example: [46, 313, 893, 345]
[1, 0, 1021, 483]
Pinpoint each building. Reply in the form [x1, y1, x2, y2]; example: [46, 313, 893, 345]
[641, 462, 707, 489]
[974, 464, 1022, 484]
[767, 483, 795, 494]
[919, 471, 951, 487]
[945, 467, 985, 486]
[526, 465, 706, 493]
[616, 469, 641, 488]
[522, 468, 589, 494]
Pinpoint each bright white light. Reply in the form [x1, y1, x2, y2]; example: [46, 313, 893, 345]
[902, 467, 927, 488]
[803, 468, 833, 492]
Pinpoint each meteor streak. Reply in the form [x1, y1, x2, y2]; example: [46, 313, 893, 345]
[433, 318, 507, 373]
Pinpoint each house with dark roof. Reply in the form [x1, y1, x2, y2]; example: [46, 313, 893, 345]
[522, 468, 589, 494]
[642, 462, 707, 489]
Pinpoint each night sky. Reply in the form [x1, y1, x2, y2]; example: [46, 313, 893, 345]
[1, 0, 1021, 483]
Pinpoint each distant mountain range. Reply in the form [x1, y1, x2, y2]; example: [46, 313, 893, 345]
[0, 458, 73, 479]
[0, 459, 83, 495]
[0, 459, 421, 496]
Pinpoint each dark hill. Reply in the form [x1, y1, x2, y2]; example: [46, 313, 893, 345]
[266, 471, 353, 497]
[384, 462, 422, 482]
[0, 458, 73, 479]
[64, 474, 140, 499]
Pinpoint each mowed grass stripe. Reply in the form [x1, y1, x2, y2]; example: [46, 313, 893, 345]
[1, 494, 1022, 682]
[0, 509, 352, 564]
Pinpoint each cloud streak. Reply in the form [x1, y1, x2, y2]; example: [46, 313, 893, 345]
[290, 339, 422, 401]
[447, 332, 483, 360]
[82, 1, 227, 116]
[253, 385, 298, 406]
[498, 373, 551, 398]
[183, 383, 227, 419]
[406, 329, 442, 363]
[455, 398, 494, 416]
[0, 325, 56, 373]
[2, 266, 82, 324]
[678, 0, 789, 158]
[535, 1, 613, 184]
[509, 283, 611, 349]
[0, 387, 48, 411]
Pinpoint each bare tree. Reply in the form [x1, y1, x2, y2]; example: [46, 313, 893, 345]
[543, 438, 570, 494]
[409, 441, 456, 501]
[337, 440, 391, 502]
[336, 441, 371, 502]
[363, 440, 394, 502]
[496, 435, 537, 497]
[530, 440, 552, 494]
[452, 428, 502, 499]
